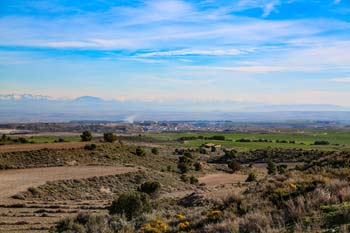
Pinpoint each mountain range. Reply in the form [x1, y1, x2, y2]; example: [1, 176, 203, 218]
[1, 94, 350, 123]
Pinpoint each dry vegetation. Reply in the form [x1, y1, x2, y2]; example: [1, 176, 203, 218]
[1, 132, 350, 232]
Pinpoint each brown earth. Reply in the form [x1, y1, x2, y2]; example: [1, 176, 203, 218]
[0, 142, 93, 153]
[0, 166, 139, 203]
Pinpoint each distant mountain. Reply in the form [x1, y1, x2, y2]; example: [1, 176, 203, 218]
[0, 93, 350, 123]
[73, 96, 105, 103]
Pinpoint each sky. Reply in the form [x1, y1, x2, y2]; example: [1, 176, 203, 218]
[0, 0, 350, 106]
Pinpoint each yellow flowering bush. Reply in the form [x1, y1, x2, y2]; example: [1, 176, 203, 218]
[290, 183, 298, 190]
[207, 210, 222, 222]
[178, 221, 191, 231]
[176, 214, 186, 221]
[141, 218, 168, 233]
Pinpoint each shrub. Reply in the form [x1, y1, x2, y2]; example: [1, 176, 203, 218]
[267, 159, 277, 175]
[207, 210, 223, 223]
[246, 172, 257, 182]
[136, 146, 146, 157]
[178, 155, 193, 174]
[180, 174, 190, 183]
[84, 144, 97, 150]
[190, 176, 199, 184]
[277, 164, 287, 174]
[80, 131, 92, 142]
[141, 219, 168, 233]
[103, 132, 117, 143]
[178, 221, 191, 231]
[53, 213, 108, 233]
[228, 160, 241, 173]
[194, 162, 202, 171]
[109, 192, 151, 220]
[151, 147, 159, 155]
[17, 137, 29, 143]
[314, 140, 330, 145]
[138, 181, 161, 198]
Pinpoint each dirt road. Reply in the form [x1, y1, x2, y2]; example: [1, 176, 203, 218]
[0, 166, 140, 202]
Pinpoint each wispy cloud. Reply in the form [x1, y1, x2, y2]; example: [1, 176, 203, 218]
[135, 49, 241, 57]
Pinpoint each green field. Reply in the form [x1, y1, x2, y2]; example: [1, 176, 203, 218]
[147, 130, 350, 151]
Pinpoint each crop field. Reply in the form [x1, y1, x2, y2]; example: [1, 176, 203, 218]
[147, 130, 350, 150]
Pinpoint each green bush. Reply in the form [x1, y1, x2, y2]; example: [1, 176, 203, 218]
[190, 176, 199, 184]
[80, 131, 92, 142]
[109, 192, 151, 220]
[314, 140, 330, 145]
[136, 146, 146, 157]
[267, 159, 277, 175]
[103, 132, 117, 143]
[84, 144, 97, 150]
[228, 160, 241, 173]
[138, 181, 161, 198]
[151, 147, 159, 155]
[178, 155, 193, 174]
[194, 162, 202, 171]
[246, 172, 257, 182]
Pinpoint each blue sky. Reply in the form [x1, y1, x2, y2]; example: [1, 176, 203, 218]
[1, 0, 350, 106]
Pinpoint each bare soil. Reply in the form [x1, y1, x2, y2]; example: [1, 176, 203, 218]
[0, 142, 92, 153]
[0, 166, 139, 203]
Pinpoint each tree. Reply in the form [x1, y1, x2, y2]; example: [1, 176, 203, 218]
[103, 132, 117, 143]
[136, 146, 146, 157]
[109, 192, 151, 220]
[80, 131, 92, 142]
[228, 160, 241, 173]
[267, 159, 277, 175]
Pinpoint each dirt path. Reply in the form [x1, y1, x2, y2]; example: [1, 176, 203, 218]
[0, 142, 92, 153]
[0, 166, 140, 202]
[199, 172, 247, 187]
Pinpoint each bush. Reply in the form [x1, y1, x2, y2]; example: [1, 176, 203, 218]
[314, 140, 330, 145]
[17, 137, 29, 143]
[151, 147, 159, 155]
[207, 210, 223, 223]
[277, 164, 287, 174]
[190, 176, 199, 184]
[180, 174, 190, 183]
[138, 181, 161, 198]
[228, 160, 241, 173]
[109, 192, 151, 220]
[178, 155, 193, 174]
[80, 131, 92, 142]
[246, 172, 257, 182]
[141, 219, 168, 233]
[103, 132, 117, 143]
[267, 159, 277, 175]
[194, 162, 202, 171]
[198, 147, 207, 154]
[136, 146, 146, 157]
[84, 144, 97, 150]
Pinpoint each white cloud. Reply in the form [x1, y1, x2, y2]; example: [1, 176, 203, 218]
[136, 49, 241, 57]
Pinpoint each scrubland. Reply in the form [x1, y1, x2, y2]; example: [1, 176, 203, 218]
[0, 130, 350, 232]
